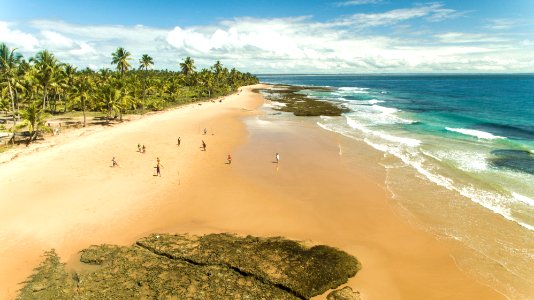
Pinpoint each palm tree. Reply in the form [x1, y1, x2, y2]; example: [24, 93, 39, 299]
[212, 60, 223, 75]
[20, 102, 46, 143]
[179, 57, 196, 76]
[0, 43, 23, 127]
[73, 74, 91, 127]
[111, 47, 131, 75]
[139, 54, 154, 71]
[198, 69, 215, 98]
[30, 50, 58, 111]
[139, 54, 154, 106]
[61, 64, 77, 112]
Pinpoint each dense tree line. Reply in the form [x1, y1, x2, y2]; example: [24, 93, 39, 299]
[0, 43, 258, 143]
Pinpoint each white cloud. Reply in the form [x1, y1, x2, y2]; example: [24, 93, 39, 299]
[333, 3, 465, 28]
[41, 30, 74, 48]
[435, 32, 507, 44]
[0, 21, 40, 51]
[484, 19, 518, 30]
[69, 42, 96, 56]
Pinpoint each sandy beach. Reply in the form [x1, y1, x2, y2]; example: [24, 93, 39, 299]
[0, 85, 504, 299]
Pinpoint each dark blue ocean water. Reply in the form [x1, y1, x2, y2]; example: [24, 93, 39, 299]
[258, 74, 534, 230]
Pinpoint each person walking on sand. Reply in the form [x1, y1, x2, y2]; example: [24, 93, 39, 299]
[227, 154, 232, 164]
[155, 157, 163, 177]
[203, 128, 207, 135]
[202, 140, 206, 151]
[142, 145, 146, 153]
[177, 137, 181, 146]
[276, 152, 280, 163]
[111, 157, 119, 167]
[138, 143, 141, 152]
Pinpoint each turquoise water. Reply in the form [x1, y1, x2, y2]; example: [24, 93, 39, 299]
[258, 74, 534, 231]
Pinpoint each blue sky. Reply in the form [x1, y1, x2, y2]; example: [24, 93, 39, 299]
[1, 0, 533, 73]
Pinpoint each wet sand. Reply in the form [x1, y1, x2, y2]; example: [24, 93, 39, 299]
[0, 85, 503, 299]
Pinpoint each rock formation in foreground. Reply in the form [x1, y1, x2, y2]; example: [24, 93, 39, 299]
[18, 233, 361, 299]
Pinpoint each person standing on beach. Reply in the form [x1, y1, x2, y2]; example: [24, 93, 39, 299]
[177, 137, 181, 146]
[227, 154, 232, 164]
[155, 157, 163, 177]
[276, 153, 280, 163]
[203, 128, 207, 135]
[142, 145, 146, 153]
[111, 157, 119, 167]
[202, 140, 206, 151]
[138, 143, 141, 152]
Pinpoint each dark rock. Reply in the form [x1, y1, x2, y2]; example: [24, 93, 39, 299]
[18, 233, 361, 300]
[257, 85, 350, 117]
[327, 286, 361, 300]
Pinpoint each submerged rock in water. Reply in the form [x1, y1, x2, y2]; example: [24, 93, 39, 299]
[255, 85, 350, 116]
[18, 233, 361, 300]
[489, 149, 534, 175]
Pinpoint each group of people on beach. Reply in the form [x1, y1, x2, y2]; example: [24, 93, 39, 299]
[137, 144, 146, 153]
[111, 126, 280, 176]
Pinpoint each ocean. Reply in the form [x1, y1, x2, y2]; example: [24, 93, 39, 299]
[257, 74, 534, 298]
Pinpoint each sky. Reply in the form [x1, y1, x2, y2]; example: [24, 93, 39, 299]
[1, 0, 533, 73]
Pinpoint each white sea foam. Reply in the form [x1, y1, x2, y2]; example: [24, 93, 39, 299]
[446, 127, 505, 140]
[338, 87, 369, 94]
[316, 114, 533, 231]
[512, 192, 534, 207]
[457, 187, 534, 231]
[344, 104, 415, 125]
[345, 118, 421, 147]
[339, 87, 369, 91]
[368, 99, 384, 104]
[371, 104, 398, 114]
[434, 150, 488, 172]
[371, 139, 534, 231]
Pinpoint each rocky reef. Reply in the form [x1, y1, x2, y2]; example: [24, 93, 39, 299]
[18, 233, 361, 299]
[256, 86, 350, 116]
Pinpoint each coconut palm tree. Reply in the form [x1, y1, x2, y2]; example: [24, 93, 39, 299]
[179, 57, 196, 77]
[111, 47, 131, 75]
[212, 60, 223, 75]
[20, 102, 46, 143]
[139, 54, 153, 105]
[139, 54, 154, 71]
[73, 74, 91, 127]
[30, 50, 58, 111]
[0, 43, 23, 127]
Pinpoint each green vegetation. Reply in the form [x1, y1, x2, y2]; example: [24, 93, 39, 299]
[0, 42, 258, 144]
[258, 85, 349, 116]
[18, 233, 361, 300]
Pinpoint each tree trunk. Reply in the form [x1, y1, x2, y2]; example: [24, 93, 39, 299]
[8, 81, 16, 127]
[43, 84, 48, 111]
[82, 97, 87, 127]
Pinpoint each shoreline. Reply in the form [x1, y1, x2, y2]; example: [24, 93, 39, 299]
[0, 85, 505, 299]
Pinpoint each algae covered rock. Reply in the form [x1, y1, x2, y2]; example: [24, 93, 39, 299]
[257, 85, 350, 116]
[327, 286, 361, 300]
[17, 250, 76, 300]
[137, 233, 361, 298]
[18, 233, 361, 299]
